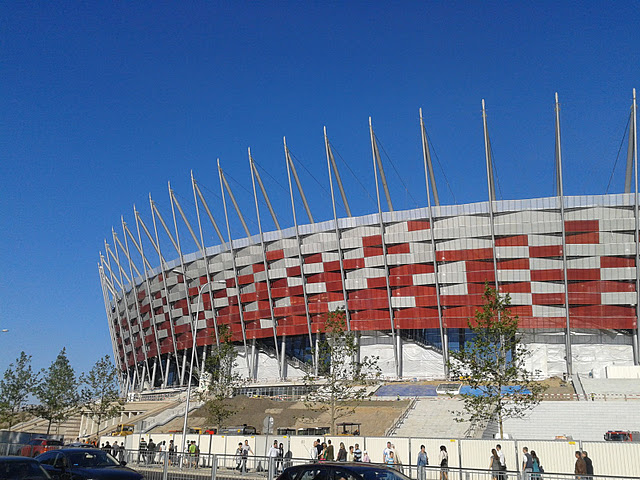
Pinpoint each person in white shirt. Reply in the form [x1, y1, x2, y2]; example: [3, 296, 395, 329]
[496, 444, 506, 480]
[268, 440, 280, 473]
[383, 442, 392, 463]
[310, 441, 318, 462]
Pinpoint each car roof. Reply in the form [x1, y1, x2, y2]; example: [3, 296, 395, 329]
[0, 457, 40, 462]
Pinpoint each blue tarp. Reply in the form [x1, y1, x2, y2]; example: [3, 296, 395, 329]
[375, 384, 438, 396]
[459, 386, 531, 396]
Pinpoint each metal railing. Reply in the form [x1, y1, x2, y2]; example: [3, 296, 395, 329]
[1, 444, 638, 480]
[118, 450, 640, 480]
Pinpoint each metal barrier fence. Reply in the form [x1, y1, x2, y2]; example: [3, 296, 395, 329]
[0, 445, 638, 480]
[108, 434, 640, 478]
[121, 450, 639, 480]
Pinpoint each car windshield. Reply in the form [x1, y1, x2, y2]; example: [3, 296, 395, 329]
[67, 451, 120, 468]
[0, 460, 51, 479]
[347, 466, 411, 480]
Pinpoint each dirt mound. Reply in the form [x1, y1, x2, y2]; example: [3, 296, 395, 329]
[154, 397, 409, 436]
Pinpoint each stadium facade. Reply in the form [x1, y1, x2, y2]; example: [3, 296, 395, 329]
[99, 94, 640, 392]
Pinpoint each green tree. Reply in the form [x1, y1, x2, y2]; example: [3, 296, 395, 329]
[0, 352, 39, 430]
[201, 325, 243, 430]
[304, 309, 381, 435]
[80, 355, 125, 436]
[32, 348, 80, 434]
[448, 285, 546, 438]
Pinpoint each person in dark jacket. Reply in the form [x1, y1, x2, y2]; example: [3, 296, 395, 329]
[336, 442, 347, 462]
[582, 451, 593, 479]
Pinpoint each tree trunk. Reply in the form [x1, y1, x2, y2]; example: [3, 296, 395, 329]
[498, 411, 503, 439]
[46, 418, 52, 435]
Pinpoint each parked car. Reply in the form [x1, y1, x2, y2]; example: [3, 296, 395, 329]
[277, 463, 411, 480]
[36, 448, 143, 480]
[20, 439, 64, 458]
[0, 456, 51, 479]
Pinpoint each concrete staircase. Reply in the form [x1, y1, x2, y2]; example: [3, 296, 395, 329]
[11, 413, 82, 438]
[12, 400, 181, 439]
[500, 401, 640, 441]
[390, 398, 476, 438]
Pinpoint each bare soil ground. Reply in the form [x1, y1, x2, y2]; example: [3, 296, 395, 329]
[153, 397, 410, 436]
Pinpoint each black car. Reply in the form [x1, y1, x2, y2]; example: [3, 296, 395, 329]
[0, 456, 51, 479]
[35, 448, 143, 480]
[277, 463, 411, 480]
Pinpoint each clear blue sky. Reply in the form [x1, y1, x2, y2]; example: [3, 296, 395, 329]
[1, 2, 638, 376]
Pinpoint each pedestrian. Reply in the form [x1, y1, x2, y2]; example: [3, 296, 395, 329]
[242, 439, 253, 472]
[269, 440, 279, 474]
[319, 442, 328, 462]
[383, 442, 392, 463]
[347, 446, 354, 462]
[531, 451, 543, 480]
[417, 445, 428, 480]
[147, 438, 155, 464]
[391, 444, 402, 472]
[168, 440, 175, 466]
[235, 443, 243, 471]
[362, 450, 371, 463]
[316, 439, 323, 458]
[439, 445, 449, 480]
[156, 440, 166, 464]
[119, 442, 125, 463]
[490, 449, 501, 480]
[353, 444, 362, 462]
[194, 442, 200, 469]
[310, 441, 318, 462]
[337, 442, 347, 462]
[386, 451, 396, 467]
[138, 438, 147, 464]
[582, 451, 593, 480]
[277, 443, 284, 472]
[522, 447, 533, 480]
[575, 451, 587, 479]
[496, 444, 506, 480]
[326, 440, 334, 462]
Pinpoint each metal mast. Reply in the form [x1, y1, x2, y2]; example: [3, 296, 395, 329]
[190, 172, 220, 347]
[481, 100, 500, 292]
[284, 138, 315, 367]
[632, 88, 640, 364]
[555, 92, 573, 377]
[369, 117, 399, 377]
[217, 159, 252, 378]
[248, 149, 281, 374]
[324, 127, 352, 330]
[420, 108, 447, 375]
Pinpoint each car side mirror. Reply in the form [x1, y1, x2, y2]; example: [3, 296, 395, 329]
[120, 461, 127, 466]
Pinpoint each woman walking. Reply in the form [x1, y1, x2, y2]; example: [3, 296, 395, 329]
[490, 449, 501, 480]
[531, 451, 543, 480]
[337, 442, 347, 462]
[439, 446, 449, 480]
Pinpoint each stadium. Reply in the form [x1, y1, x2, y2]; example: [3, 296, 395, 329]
[99, 96, 639, 393]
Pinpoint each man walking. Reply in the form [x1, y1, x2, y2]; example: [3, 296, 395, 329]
[269, 440, 280, 475]
[417, 445, 428, 480]
[383, 442, 392, 463]
[326, 440, 334, 462]
[582, 451, 593, 480]
[242, 439, 253, 473]
[575, 451, 587, 479]
[354, 444, 362, 462]
[496, 444, 506, 480]
[522, 447, 533, 480]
